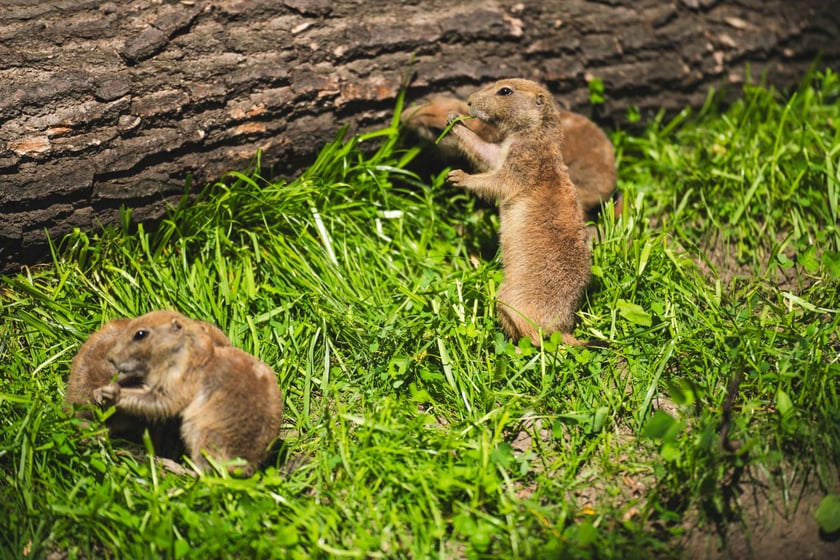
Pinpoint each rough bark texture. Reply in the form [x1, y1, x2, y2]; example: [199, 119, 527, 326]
[2, 0, 838, 272]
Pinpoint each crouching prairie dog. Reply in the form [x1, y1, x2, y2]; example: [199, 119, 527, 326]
[402, 93, 618, 221]
[64, 319, 230, 459]
[66, 317, 232, 458]
[91, 310, 283, 476]
[446, 79, 599, 347]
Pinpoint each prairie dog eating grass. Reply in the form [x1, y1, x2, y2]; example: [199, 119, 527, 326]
[446, 79, 598, 346]
[92, 310, 283, 475]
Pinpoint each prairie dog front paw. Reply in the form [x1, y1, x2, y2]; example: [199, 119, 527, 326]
[93, 382, 121, 408]
[447, 169, 469, 188]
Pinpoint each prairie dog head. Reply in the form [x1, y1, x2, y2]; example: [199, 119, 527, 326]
[107, 310, 194, 382]
[466, 79, 558, 136]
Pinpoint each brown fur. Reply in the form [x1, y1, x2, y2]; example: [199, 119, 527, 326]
[402, 93, 618, 221]
[68, 319, 136, 432]
[91, 310, 282, 475]
[445, 79, 595, 346]
[67, 316, 233, 459]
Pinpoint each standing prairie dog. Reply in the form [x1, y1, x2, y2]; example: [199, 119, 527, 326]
[446, 79, 596, 347]
[402, 94, 618, 221]
[92, 310, 283, 476]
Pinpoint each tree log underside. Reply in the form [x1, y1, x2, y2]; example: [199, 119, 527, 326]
[1, 0, 838, 272]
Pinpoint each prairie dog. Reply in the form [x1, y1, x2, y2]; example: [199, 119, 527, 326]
[446, 79, 594, 346]
[92, 310, 282, 475]
[67, 316, 232, 458]
[402, 94, 618, 221]
[67, 318, 140, 436]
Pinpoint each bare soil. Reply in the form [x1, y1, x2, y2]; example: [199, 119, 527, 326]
[507, 406, 840, 558]
[681, 468, 840, 560]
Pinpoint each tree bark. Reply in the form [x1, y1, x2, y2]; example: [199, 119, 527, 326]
[2, 0, 838, 272]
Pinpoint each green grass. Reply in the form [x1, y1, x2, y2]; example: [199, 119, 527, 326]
[2, 69, 839, 558]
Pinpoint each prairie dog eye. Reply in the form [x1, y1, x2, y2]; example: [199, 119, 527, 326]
[496, 87, 513, 96]
[133, 330, 149, 341]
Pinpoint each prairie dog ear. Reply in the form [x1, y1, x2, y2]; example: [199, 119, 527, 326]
[535, 93, 546, 107]
[171, 318, 183, 332]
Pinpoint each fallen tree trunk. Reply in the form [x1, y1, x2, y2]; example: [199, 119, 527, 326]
[2, 0, 838, 272]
